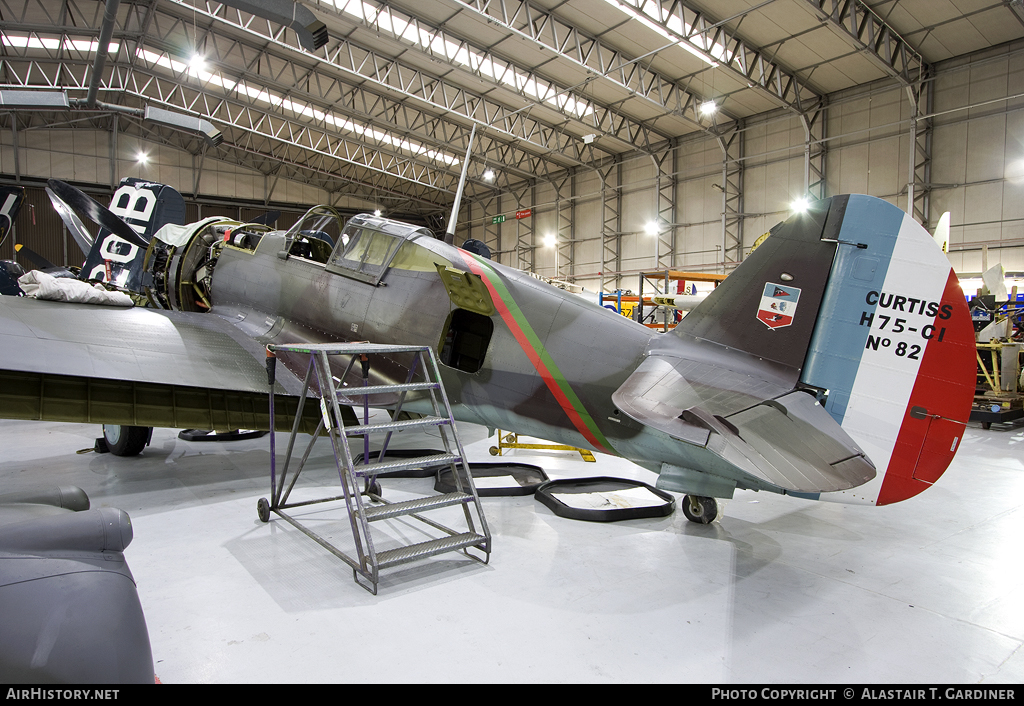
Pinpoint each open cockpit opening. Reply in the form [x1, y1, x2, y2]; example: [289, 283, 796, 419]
[281, 206, 342, 265]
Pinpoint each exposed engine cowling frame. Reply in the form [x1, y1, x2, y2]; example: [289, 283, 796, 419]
[142, 220, 270, 312]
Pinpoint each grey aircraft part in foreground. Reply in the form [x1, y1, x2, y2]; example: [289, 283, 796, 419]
[0, 486, 154, 683]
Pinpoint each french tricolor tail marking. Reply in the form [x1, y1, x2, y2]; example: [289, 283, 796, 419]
[837, 212, 970, 505]
[801, 197, 974, 506]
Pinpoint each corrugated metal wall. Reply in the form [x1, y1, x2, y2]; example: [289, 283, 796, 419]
[0, 185, 94, 268]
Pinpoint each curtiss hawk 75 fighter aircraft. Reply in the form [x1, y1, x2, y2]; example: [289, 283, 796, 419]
[0, 182, 976, 522]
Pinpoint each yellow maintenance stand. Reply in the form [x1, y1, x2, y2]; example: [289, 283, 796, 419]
[489, 430, 596, 462]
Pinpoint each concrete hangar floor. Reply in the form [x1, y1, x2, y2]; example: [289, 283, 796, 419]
[1, 414, 1023, 684]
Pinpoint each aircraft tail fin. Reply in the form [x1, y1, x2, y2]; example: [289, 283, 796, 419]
[798, 197, 975, 505]
[933, 211, 950, 253]
[668, 195, 975, 505]
[0, 185, 24, 249]
[50, 178, 186, 291]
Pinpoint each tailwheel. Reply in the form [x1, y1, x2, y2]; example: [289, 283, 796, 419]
[682, 495, 718, 524]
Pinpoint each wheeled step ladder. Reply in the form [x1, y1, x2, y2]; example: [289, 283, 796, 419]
[259, 342, 491, 594]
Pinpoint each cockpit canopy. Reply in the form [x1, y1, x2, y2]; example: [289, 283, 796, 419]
[325, 212, 434, 285]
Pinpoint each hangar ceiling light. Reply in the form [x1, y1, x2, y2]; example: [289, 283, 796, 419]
[0, 34, 120, 54]
[135, 46, 461, 166]
[602, 0, 722, 67]
[324, 0, 595, 119]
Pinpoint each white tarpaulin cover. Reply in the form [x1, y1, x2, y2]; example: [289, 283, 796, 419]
[18, 270, 134, 307]
[153, 216, 231, 247]
[551, 486, 667, 511]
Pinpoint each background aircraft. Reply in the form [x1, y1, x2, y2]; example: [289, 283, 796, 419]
[0, 183, 976, 523]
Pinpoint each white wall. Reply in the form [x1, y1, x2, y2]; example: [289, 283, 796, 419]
[929, 42, 1024, 275]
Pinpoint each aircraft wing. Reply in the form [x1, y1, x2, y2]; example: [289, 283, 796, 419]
[0, 296, 325, 432]
[612, 352, 876, 493]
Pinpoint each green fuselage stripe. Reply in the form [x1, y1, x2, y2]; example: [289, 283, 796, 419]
[463, 253, 613, 454]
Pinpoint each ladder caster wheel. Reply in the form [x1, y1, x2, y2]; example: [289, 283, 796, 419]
[488, 446, 499, 456]
[257, 497, 271, 523]
[367, 481, 382, 497]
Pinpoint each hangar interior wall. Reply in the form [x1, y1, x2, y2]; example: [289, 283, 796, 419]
[464, 39, 1024, 294]
[3, 39, 1024, 294]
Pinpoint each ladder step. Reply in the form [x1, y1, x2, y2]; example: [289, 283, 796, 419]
[343, 416, 449, 436]
[376, 532, 488, 569]
[270, 343, 433, 356]
[354, 452, 459, 476]
[360, 492, 473, 521]
[337, 381, 439, 397]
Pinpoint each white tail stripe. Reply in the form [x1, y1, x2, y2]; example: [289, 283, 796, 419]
[827, 213, 952, 504]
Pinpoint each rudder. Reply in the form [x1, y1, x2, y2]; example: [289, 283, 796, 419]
[798, 195, 975, 505]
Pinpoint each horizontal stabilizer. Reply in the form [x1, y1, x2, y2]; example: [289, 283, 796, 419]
[613, 353, 875, 493]
[611, 352, 789, 446]
[717, 391, 875, 492]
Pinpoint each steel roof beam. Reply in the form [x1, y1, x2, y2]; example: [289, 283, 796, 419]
[0, 48, 459, 196]
[0, 18, 552, 193]
[148, 12, 554, 182]
[802, 0, 928, 88]
[448, 0, 712, 130]
[303, 0, 673, 153]
[159, 0, 598, 168]
[608, 0, 822, 115]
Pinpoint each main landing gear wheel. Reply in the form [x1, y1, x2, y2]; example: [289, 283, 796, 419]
[682, 495, 718, 524]
[102, 425, 151, 457]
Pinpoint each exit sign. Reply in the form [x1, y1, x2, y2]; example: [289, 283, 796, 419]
[492, 215, 506, 224]
[515, 209, 532, 219]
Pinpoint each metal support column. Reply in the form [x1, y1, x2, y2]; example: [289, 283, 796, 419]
[513, 182, 535, 273]
[653, 144, 677, 272]
[908, 76, 933, 228]
[599, 157, 623, 293]
[552, 173, 573, 280]
[717, 123, 745, 271]
[802, 100, 828, 202]
[478, 195, 502, 263]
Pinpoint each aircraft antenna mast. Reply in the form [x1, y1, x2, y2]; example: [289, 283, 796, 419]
[445, 124, 477, 244]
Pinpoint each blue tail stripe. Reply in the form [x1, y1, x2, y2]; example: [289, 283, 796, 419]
[800, 196, 905, 425]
